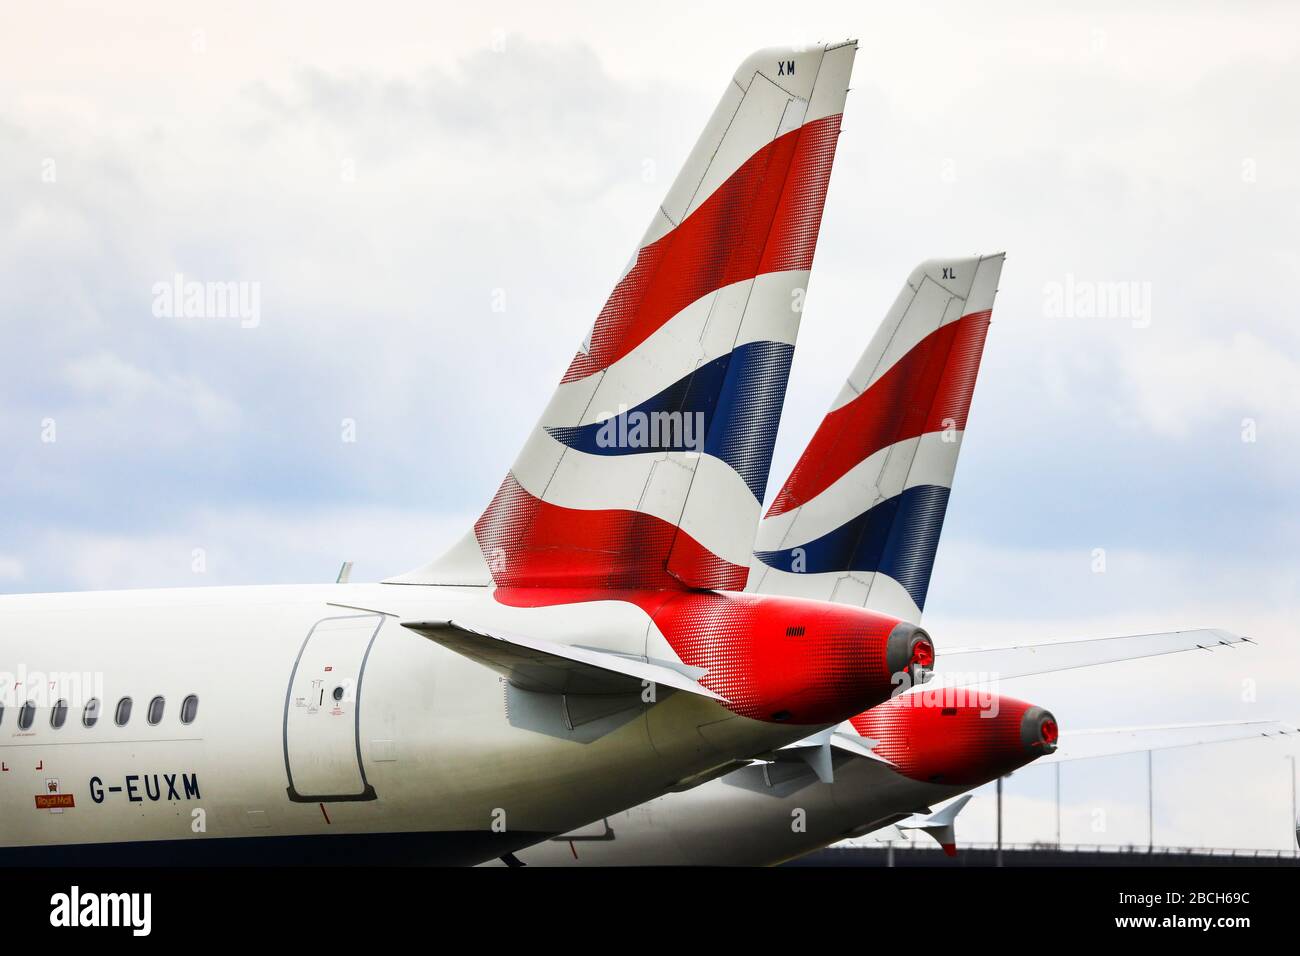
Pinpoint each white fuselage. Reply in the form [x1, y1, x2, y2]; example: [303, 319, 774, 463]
[496, 755, 966, 866]
[0, 582, 809, 865]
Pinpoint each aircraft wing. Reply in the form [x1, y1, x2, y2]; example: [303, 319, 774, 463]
[1039, 719, 1298, 764]
[401, 619, 725, 701]
[938, 628, 1250, 681]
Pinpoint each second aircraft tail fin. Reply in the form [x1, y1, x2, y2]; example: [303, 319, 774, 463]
[750, 254, 1004, 621]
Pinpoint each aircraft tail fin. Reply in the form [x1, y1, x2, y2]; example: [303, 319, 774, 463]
[391, 43, 858, 590]
[749, 254, 1004, 620]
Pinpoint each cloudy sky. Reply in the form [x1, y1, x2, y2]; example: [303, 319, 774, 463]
[3, 1, 1298, 853]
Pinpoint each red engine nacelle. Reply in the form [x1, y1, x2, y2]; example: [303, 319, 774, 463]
[651, 591, 934, 725]
[851, 692, 1058, 784]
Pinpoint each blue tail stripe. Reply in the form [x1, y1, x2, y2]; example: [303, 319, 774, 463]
[545, 340, 794, 501]
[753, 484, 952, 610]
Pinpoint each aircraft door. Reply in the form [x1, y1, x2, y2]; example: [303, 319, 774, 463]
[283, 614, 384, 802]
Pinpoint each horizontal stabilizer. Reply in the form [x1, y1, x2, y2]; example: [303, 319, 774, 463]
[768, 725, 894, 783]
[401, 619, 724, 701]
[1040, 719, 1298, 764]
[829, 730, 896, 765]
[939, 628, 1250, 681]
[895, 794, 973, 856]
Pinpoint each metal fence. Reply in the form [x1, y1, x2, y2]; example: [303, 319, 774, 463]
[835, 840, 1299, 860]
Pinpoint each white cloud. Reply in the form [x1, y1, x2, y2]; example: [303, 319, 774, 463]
[1118, 330, 1300, 441]
[18, 505, 475, 594]
[63, 351, 239, 430]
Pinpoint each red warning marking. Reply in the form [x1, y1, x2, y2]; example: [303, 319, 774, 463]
[34, 760, 42, 771]
[1, 762, 8, 772]
[324, 666, 333, 672]
[319, 802, 331, 824]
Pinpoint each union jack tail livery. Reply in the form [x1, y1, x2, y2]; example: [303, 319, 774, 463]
[392, 42, 858, 590]
[749, 254, 1004, 622]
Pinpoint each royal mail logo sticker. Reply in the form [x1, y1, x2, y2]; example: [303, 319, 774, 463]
[37, 777, 73, 811]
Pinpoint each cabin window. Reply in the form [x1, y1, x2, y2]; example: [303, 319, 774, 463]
[115, 697, 133, 727]
[147, 696, 165, 725]
[180, 694, 199, 725]
[83, 698, 101, 728]
[51, 699, 68, 729]
[18, 701, 36, 730]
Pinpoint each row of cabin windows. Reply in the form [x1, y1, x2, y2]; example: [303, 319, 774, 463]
[0, 694, 198, 731]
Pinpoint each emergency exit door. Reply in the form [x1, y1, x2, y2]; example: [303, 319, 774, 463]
[283, 614, 383, 802]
